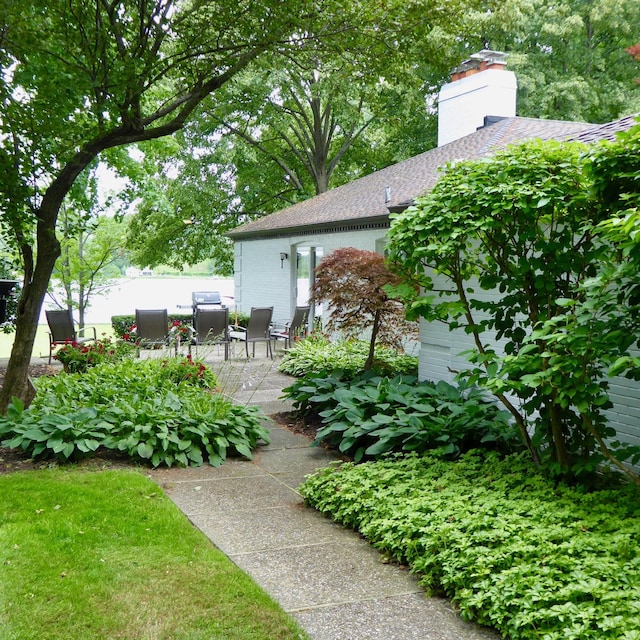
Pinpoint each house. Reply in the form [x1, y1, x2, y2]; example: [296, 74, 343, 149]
[227, 51, 639, 448]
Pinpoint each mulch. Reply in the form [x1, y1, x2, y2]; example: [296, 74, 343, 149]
[0, 365, 62, 475]
[0, 365, 325, 476]
[271, 411, 324, 443]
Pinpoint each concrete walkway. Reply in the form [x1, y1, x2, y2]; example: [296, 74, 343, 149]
[147, 353, 502, 640]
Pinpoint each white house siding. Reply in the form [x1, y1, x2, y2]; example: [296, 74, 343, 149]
[418, 273, 640, 452]
[233, 227, 389, 324]
[418, 276, 506, 384]
[604, 351, 640, 450]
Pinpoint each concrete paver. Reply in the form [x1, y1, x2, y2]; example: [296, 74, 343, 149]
[149, 351, 502, 640]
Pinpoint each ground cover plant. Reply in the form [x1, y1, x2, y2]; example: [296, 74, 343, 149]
[278, 334, 417, 378]
[0, 358, 268, 467]
[283, 371, 519, 461]
[300, 451, 640, 639]
[0, 468, 308, 640]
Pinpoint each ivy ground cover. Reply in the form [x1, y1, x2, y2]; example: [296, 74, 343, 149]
[300, 450, 640, 639]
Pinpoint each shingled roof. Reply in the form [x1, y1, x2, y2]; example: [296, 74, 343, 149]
[227, 115, 634, 240]
[566, 114, 638, 143]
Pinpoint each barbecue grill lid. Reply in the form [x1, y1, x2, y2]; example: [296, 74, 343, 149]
[192, 291, 222, 304]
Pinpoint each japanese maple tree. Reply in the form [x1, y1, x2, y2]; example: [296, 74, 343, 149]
[311, 247, 417, 371]
[0, 0, 402, 409]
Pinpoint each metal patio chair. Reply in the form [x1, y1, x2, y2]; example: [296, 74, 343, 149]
[45, 309, 97, 364]
[229, 306, 274, 358]
[271, 305, 310, 349]
[190, 307, 230, 359]
[134, 309, 169, 356]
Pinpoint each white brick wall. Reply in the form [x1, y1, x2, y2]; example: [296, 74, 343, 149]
[233, 228, 389, 324]
[419, 273, 640, 455]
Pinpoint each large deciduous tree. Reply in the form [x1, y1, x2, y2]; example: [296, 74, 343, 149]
[123, 2, 472, 272]
[0, 0, 369, 410]
[470, 0, 640, 122]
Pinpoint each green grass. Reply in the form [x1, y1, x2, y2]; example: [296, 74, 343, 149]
[0, 469, 308, 640]
[0, 324, 114, 360]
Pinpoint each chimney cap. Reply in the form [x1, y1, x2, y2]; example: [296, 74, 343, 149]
[469, 49, 508, 64]
[452, 50, 508, 79]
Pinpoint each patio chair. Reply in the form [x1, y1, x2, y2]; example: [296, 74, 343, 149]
[190, 307, 230, 359]
[46, 309, 97, 364]
[271, 305, 310, 349]
[134, 309, 169, 356]
[229, 306, 274, 358]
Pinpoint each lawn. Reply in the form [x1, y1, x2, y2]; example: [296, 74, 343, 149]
[0, 324, 114, 360]
[0, 468, 308, 640]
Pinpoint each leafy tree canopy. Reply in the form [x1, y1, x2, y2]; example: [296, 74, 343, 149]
[124, 0, 640, 274]
[122, 0, 477, 271]
[470, 0, 640, 122]
[1, 0, 416, 408]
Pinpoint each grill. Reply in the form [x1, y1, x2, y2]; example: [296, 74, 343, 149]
[192, 291, 222, 307]
[190, 291, 223, 324]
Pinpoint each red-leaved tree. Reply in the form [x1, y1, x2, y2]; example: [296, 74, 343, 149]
[310, 247, 417, 370]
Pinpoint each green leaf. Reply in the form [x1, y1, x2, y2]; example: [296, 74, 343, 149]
[137, 442, 154, 459]
[24, 429, 50, 443]
[234, 442, 253, 460]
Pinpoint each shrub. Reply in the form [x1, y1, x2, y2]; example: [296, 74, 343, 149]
[387, 134, 640, 485]
[278, 335, 417, 378]
[0, 359, 269, 467]
[53, 335, 137, 372]
[111, 314, 192, 339]
[282, 371, 518, 461]
[300, 450, 640, 639]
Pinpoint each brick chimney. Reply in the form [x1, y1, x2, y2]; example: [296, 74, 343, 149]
[437, 50, 517, 147]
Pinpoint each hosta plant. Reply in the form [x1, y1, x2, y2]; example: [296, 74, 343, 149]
[278, 335, 417, 378]
[283, 371, 518, 461]
[0, 358, 268, 467]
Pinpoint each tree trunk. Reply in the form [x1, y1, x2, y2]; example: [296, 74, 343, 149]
[0, 219, 61, 413]
[364, 308, 381, 371]
[548, 397, 572, 470]
[78, 231, 86, 330]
